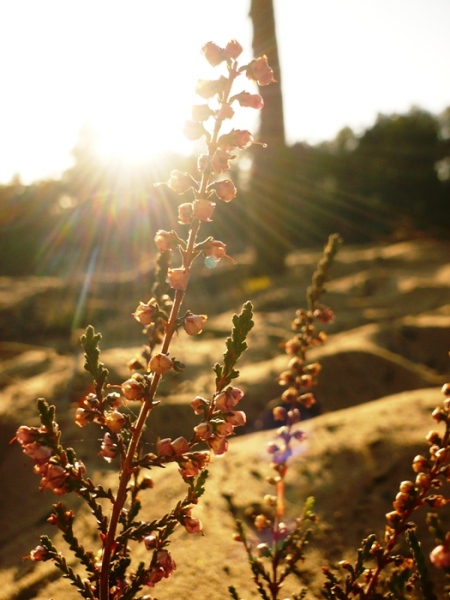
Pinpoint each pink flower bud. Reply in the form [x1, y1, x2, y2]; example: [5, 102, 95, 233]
[178, 458, 199, 478]
[266, 442, 280, 454]
[215, 386, 244, 411]
[121, 378, 145, 401]
[284, 338, 301, 354]
[29, 545, 49, 561]
[299, 393, 315, 408]
[167, 268, 190, 290]
[254, 514, 269, 530]
[292, 430, 306, 441]
[22, 442, 53, 465]
[218, 129, 253, 151]
[184, 313, 207, 335]
[157, 549, 176, 576]
[209, 179, 237, 202]
[207, 435, 229, 456]
[210, 148, 235, 173]
[273, 406, 287, 421]
[178, 202, 194, 225]
[224, 39, 243, 60]
[201, 41, 225, 66]
[74, 407, 93, 427]
[40, 463, 68, 495]
[232, 91, 264, 109]
[203, 239, 236, 264]
[226, 410, 246, 427]
[430, 545, 450, 568]
[288, 408, 301, 423]
[214, 420, 234, 437]
[154, 230, 179, 252]
[190, 396, 209, 415]
[132, 300, 158, 326]
[144, 535, 157, 550]
[195, 76, 228, 99]
[99, 433, 118, 463]
[313, 306, 335, 323]
[15, 425, 39, 445]
[145, 567, 165, 587]
[183, 515, 203, 534]
[167, 170, 195, 194]
[194, 422, 213, 440]
[192, 198, 216, 222]
[157, 438, 175, 457]
[191, 450, 211, 470]
[105, 410, 126, 433]
[246, 55, 276, 86]
[281, 387, 298, 403]
[171, 436, 190, 455]
[183, 120, 208, 141]
[149, 353, 173, 375]
[83, 392, 98, 408]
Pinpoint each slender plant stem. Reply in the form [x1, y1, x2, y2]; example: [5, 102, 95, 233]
[99, 285, 191, 599]
[99, 60, 239, 600]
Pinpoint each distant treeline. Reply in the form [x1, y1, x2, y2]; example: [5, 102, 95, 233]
[1, 107, 449, 276]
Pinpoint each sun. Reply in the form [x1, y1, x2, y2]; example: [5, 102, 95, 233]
[92, 96, 192, 166]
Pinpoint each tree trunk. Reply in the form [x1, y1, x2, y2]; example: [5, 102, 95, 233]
[248, 0, 288, 275]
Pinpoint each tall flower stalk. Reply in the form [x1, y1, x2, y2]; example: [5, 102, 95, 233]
[229, 234, 342, 600]
[15, 40, 274, 600]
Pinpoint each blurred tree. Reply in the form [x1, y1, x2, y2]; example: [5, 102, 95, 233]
[0, 178, 64, 274]
[248, 0, 289, 274]
[349, 108, 449, 235]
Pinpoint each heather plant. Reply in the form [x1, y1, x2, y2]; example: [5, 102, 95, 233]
[228, 233, 342, 600]
[14, 39, 275, 600]
[321, 378, 450, 600]
[227, 235, 450, 600]
[11, 36, 450, 600]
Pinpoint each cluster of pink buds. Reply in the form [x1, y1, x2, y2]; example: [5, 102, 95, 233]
[183, 311, 207, 335]
[75, 391, 125, 430]
[155, 435, 211, 480]
[15, 425, 85, 495]
[267, 426, 306, 466]
[157, 38, 273, 277]
[191, 386, 246, 457]
[143, 549, 177, 588]
[271, 303, 333, 438]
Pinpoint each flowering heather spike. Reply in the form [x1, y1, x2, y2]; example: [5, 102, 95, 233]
[201, 41, 226, 66]
[232, 90, 264, 109]
[246, 55, 276, 86]
[16, 39, 274, 600]
[209, 179, 237, 202]
[224, 39, 243, 60]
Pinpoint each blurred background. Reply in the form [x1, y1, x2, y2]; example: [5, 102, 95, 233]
[1, 0, 449, 284]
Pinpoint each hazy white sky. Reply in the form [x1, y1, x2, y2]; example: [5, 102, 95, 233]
[1, 0, 449, 184]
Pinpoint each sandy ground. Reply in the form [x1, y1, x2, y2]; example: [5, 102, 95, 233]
[1, 239, 449, 599]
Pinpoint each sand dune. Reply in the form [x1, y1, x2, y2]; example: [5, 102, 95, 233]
[1, 239, 449, 599]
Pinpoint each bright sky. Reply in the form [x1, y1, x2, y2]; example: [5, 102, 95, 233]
[1, 0, 449, 184]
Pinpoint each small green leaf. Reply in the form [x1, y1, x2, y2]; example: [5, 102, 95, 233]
[215, 301, 254, 391]
[406, 528, 438, 600]
[81, 325, 108, 394]
[228, 586, 241, 600]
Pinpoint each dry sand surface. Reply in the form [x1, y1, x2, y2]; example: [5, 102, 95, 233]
[0, 239, 449, 599]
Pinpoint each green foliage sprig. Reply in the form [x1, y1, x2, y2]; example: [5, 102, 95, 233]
[214, 300, 254, 391]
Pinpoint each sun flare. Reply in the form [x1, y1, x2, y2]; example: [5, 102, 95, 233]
[93, 97, 192, 166]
